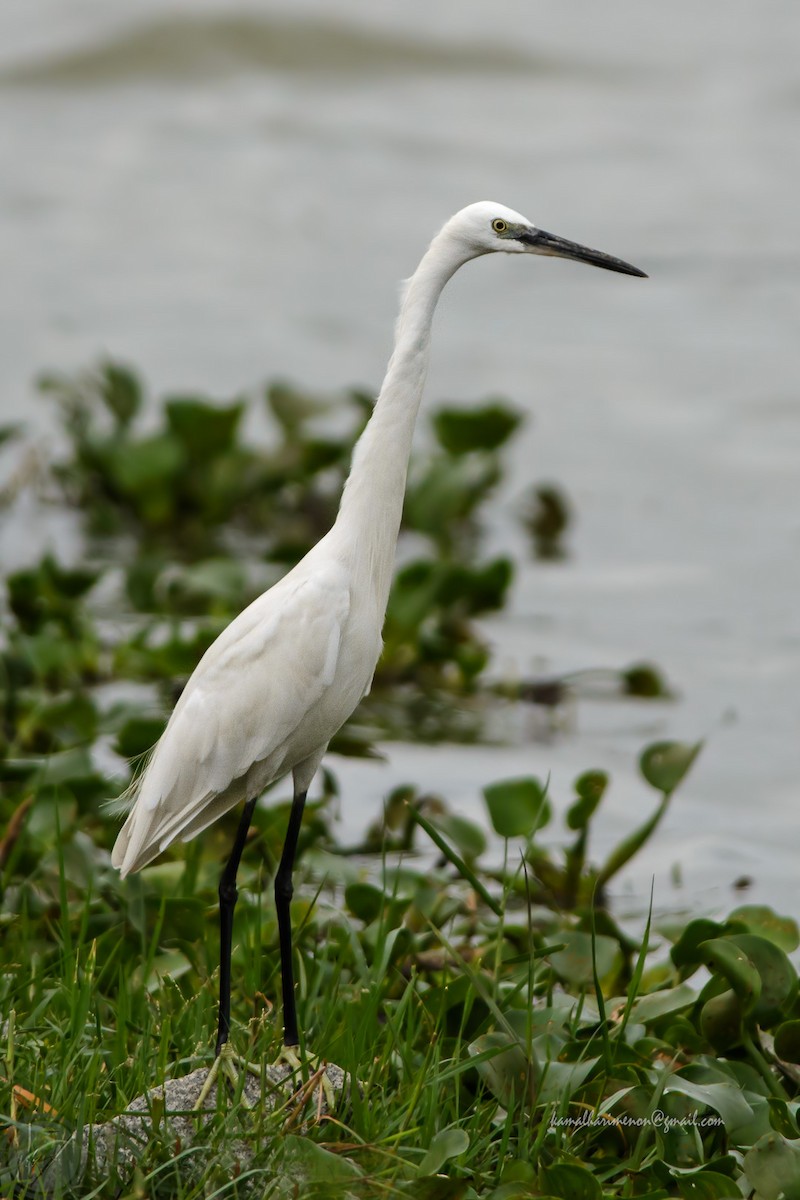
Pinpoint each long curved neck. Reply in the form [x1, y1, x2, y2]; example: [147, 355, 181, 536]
[333, 234, 468, 612]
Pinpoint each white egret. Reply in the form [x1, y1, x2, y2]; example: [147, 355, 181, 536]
[112, 201, 645, 1076]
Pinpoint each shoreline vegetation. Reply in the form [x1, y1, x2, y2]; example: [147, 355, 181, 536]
[2, 363, 798, 1197]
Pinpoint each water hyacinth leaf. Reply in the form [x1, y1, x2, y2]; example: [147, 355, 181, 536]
[344, 881, 385, 924]
[672, 919, 731, 970]
[727, 934, 797, 1025]
[142, 950, 193, 993]
[418, 1126, 470, 1175]
[483, 777, 550, 839]
[535, 1056, 599, 1105]
[774, 1021, 800, 1064]
[548, 930, 621, 988]
[769, 1099, 800, 1139]
[663, 1077, 754, 1133]
[104, 433, 185, 496]
[165, 397, 244, 461]
[699, 939, 762, 1013]
[640, 740, 702, 795]
[622, 661, 671, 698]
[675, 1171, 743, 1199]
[627, 982, 697, 1025]
[432, 402, 521, 455]
[468, 1032, 537, 1107]
[743, 1131, 800, 1200]
[281, 1134, 363, 1184]
[504, 1005, 570, 1048]
[99, 360, 142, 426]
[34, 746, 97, 788]
[539, 1163, 602, 1200]
[405, 456, 500, 537]
[435, 812, 487, 862]
[565, 770, 608, 831]
[700, 989, 744, 1052]
[438, 558, 513, 615]
[729, 905, 800, 953]
[388, 560, 444, 631]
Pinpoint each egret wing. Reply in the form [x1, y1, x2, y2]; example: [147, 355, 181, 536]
[112, 563, 351, 874]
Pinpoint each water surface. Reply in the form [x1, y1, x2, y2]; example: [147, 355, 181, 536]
[1, 1, 798, 915]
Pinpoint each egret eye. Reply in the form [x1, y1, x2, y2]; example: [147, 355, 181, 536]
[492, 218, 507, 234]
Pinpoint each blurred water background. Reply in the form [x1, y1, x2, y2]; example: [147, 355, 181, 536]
[1, 1, 798, 916]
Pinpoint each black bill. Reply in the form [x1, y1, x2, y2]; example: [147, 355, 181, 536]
[520, 228, 647, 277]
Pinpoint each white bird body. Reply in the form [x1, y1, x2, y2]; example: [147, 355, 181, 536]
[112, 531, 381, 874]
[111, 201, 645, 1052]
[112, 202, 503, 877]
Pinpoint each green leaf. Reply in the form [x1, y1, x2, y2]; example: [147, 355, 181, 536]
[142, 950, 193, 993]
[700, 989, 744, 1051]
[640, 740, 702, 794]
[483, 777, 550, 839]
[769, 1098, 800, 1138]
[671, 919, 731, 969]
[744, 1131, 800, 1200]
[663, 1076, 754, 1133]
[535, 1057, 599, 1105]
[728, 905, 800, 953]
[468, 1033, 537, 1106]
[565, 770, 608, 830]
[727, 934, 798, 1025]
[622, 660, 671, 698]
[418, 1127, 470, 1175]
[627, 982, 698, 1025]
[548, 930, 621, 987]
[105, 433, 185, 495]
[539, 1164, 602, 1200]
[675, 1171, 742, 1199]
[435, 812, 487, 862]
[99, 360, 142, 426]
[438, 558, 513, 615]
[345, 882, 384, 923]
[405, 456, 500, 537]
[165, 396, 245, 461]
[282, 1134, 363, 1183]
[699, 938, 762, 1014]
[432, 402, 521, 455]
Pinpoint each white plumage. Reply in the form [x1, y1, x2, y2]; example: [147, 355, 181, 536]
[111, 201, 645, 1054]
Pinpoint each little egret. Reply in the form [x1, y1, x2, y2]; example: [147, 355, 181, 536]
[112, 201, 645, 1076]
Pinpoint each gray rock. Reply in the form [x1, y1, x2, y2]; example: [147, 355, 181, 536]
[33, 1060, 348, 1196]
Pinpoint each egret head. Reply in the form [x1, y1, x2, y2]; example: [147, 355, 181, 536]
[443, 201, 647, 277]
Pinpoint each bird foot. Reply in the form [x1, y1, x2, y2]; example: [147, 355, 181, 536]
[193, 1041, 259, 1111]
[275, 1045, 338, 1117]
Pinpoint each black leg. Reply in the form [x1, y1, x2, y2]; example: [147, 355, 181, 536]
[274, 788, 307, 1047]
[216, 796, 257, 1057]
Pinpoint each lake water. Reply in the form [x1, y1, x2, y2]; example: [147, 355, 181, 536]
[1, 1, 799, 918]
